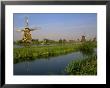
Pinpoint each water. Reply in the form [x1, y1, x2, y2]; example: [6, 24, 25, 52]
[14, 52, 83, 75]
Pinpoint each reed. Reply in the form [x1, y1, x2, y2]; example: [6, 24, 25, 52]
[65, 55, 97, 75]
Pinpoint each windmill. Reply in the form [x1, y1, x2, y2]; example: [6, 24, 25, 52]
[16, 16, 40, 43]
[81, 35, 86, 42]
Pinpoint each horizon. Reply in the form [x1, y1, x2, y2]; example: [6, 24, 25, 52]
[13, 13, 97, 41]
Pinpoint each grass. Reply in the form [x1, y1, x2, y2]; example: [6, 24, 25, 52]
[65, 41, 97, 75]
[79, 41, 96, 56]
[14, 44, 80, 64]
[65, 55, 97, 75]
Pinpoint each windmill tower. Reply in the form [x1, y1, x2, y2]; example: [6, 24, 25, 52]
[22, 17, 32, 43]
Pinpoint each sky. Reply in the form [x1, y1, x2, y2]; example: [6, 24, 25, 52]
[13, 13, 97, 41]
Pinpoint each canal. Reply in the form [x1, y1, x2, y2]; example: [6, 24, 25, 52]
[14, 51, 83, 75]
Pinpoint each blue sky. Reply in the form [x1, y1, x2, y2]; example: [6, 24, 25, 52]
[13, 13, 97, 41]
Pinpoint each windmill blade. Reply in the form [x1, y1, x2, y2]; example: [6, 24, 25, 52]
[30, 27, 41, 31]
[30, 29, 37, 31]
[15, 26, 25, 32]
[16, 29, 24, 32]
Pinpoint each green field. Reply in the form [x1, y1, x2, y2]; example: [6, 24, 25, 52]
[14, 43, 80, 63]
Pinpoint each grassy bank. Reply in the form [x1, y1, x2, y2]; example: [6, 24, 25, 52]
[65, 55, 97, 75]
[14, 44, 80, 64]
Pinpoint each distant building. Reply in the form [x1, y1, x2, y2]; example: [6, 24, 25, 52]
[81, 36, 86, 42]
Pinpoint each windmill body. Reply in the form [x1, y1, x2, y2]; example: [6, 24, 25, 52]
[22, 27, 32, 43]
